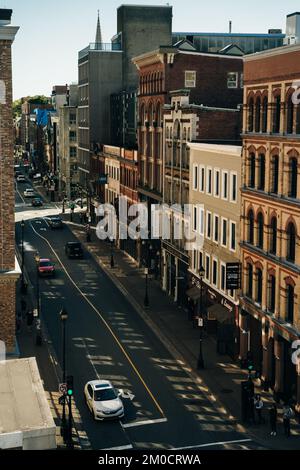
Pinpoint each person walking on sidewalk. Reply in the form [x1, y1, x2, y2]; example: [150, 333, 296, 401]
[269, 403, 277, 436]
[254, 394, 264, 424]
[283, 404, 294, 437]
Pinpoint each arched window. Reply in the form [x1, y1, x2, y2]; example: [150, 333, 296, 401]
[249, 153, 256, 188]
[257, 212, 264, 249]
[258, 153, 265, 191]
[248, 97, 254, 132]
[273, 95, 281, 133]
[247, 264, 253, 298]
[288, 157, 298, 198]
[256, 268, 263, 305]
[255, 97, 261, 132]
[270, 155, 279, 194]
[248, 209, 255, 244]
[286, 222, 296, 262]
[268, 275, 276, 313]
[270, 217, 277, 255]
[286, 284, 294, 324]
[262, 96, 268, 133]
[156, 103, 161, 127]
[286, 93, 294, 134]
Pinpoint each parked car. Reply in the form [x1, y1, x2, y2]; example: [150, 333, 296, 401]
[31, 197, 43, 207]
[17, 174, 26, 183]
[38, 259, 55, 277]
[75, 198, 87, 207]
[65, 242, 84, 259]
[84, 380, 124, 421]
[24, 188, 35, 198]
[46, 215, 63, 229]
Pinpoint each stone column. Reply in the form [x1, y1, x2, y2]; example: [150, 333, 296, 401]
[274, 337, 284, 398]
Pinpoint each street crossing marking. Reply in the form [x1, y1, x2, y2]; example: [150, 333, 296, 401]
[173, 438, 252, 450]
[122, 418, 168, 429]
[102, 445, 133, 451]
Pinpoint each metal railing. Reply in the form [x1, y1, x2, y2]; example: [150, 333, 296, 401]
[79, 43, 122, 60]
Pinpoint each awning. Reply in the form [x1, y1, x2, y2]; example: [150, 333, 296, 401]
[207, 303, 233, 323]
[186, 286, 200, 302]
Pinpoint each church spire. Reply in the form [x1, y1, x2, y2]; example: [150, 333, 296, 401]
[95, 10, 103, 46]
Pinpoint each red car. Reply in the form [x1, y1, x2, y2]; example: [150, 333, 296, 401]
[38, 259, 55, 277]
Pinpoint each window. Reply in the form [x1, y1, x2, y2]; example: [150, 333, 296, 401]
[69, 131, 77, 142]
[240, 73, 244, 89]
[199, 166, 205, 192]
[222, 170, 228, 199]
[270, 217, 277, 255]
[193, 206, 198, 232]
[289, 157, 298, 198]
[221, 263, 226, 292]
[193, 164, 198, 190]
[248, 97, 254, 132]
[227, 72, 238, 89]
[258, 154, 265, 191]
[213, 215, 219, 243]
[262, 96, 268, 132]
[257, 213, 264, 249]
[206, 212, 212, 239]
[247, 263, 253, 298]
[271, 155, 279, 194]
[255, 97, 261, 133]
[286, 94, 294, 134]
[185, 71, 196, 88]
[205, 255, 210, 282]
[221, 218, 228, 247]
[199, 208, 204, 236]
[192, 250, 197, 271]
[198, 251, 203, 271]
[212, 259, 218, 287]
[249, 153, 256, 188]
[69, 113, 77, 125]
[230, 221, 236, 252]
[70, 147, 77, 158]
[268, 275, 276, 313]
[214, 169, 220, 197]
[230, 172, 237, 202]
[206, 168, 212, 195]
[256, 268, 263, 305]
[286, 222, 296, 262]
[286, 284, 294, 324]
[248, 210, 254, 244]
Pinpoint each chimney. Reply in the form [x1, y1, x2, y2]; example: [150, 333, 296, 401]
[0, 9, 12, 26]
[229, 20, 232, 34]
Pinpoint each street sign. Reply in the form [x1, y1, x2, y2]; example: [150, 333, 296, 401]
[99, 174, 108, 185]
[59, 383, 67, 394]
[226, 262, 241, 290]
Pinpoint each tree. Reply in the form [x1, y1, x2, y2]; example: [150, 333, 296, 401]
[12, 95, 50, 118]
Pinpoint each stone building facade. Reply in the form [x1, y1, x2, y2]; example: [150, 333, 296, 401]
[241, 43, 300, 410]
[0, 9, 19, 354]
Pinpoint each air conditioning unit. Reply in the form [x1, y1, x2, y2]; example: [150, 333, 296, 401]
[288, 35, 297, 45]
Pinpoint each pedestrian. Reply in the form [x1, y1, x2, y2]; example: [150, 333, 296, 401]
[26, 309, 34, 332]
[269, 403, 277, 436]
[254, 394, 264, 424]
[283, 404, 294, 438]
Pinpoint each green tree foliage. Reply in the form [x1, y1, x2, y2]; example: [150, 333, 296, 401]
[13, 95, 50, 117]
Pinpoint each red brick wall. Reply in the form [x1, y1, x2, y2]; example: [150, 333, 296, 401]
[0, 278, 16, 352]
[196, 109, 242, 141]
[244, 49, 300, 85]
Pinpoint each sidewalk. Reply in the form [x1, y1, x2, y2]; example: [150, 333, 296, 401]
[67, 216, 300, 450]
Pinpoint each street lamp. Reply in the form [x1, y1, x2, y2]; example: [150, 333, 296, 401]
[60, 307, 68, 441]
[110, 236, 115, 268]
[144, 267, 149, 308]
[197, 266, 205, 370]
[34, 251, 42, 346]
[21, 220, 25, 291]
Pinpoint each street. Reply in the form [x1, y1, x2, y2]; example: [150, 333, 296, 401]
[15, 179, 260, 450]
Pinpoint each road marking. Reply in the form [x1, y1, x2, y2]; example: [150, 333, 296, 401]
[16, 189, 26, 204]
[173, 438, 252, 450]
[122, 418, 168, 429]
[29, 222, 165, 418]
[102, 444, 133, 451]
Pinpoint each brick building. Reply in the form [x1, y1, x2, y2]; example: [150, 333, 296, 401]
[240, 43, 300, 410]
[0, 9, 19, 354]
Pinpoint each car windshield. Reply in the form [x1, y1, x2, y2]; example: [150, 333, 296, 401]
[40, 261, 53, 267]
[94, 388, 117, 402]
[70, 243, 81, 249]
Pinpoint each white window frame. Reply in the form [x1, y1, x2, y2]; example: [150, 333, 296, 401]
[230, 171, 238, 203]
[222, 170, 229, 201]
[214, 168, 220, 198]
[206, 211, 212, 240]
[205, 254, 210, 282]
[185, 70, 196, 88]
[193, 164, 198, 191]
[220, 262, 226, 292]
[227, 72, 238, 89]
[230, 220, 237, 252]
[221, 217, 228, 248]
[199, 207, 204, 236]
[212, 257, 218, 287]
[206, 167, 212, 195]
[199, 165, 205, 193]
[213, 214, 219, 244]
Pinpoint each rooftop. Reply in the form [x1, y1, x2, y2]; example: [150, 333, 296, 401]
[79, 42, 122, 60]
[173, 32, 285, 38]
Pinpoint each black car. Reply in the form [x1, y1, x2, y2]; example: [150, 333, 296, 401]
[65, 242, 84, 259]
[31, 197, 43, 207]
[46, 216, 63, 229]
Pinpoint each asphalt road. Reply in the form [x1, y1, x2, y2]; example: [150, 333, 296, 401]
[15, 177, 262, 451]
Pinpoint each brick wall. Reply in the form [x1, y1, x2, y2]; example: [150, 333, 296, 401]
[0, 278, 16, 352]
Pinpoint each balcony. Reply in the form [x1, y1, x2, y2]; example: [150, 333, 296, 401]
[79, 43, 122, 60]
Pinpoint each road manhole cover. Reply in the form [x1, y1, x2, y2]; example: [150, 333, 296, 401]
[221, 389, 234, 394]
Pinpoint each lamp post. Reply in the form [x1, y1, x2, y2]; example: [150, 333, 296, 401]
[21, 220, 25, 290]
[110, 236, 115, 268]
[197, 266, 205, 370]
[60, 307, 68, 441]
[144, 267, 149, 308]
[34, 252, 42, 345]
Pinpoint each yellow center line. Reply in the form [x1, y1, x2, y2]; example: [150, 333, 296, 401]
[29, 221, 165, 418]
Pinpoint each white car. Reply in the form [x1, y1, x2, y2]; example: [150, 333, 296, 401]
[84, 380, 124, 421]
[17, 174, 26, 183]
[24, 188, 35, 198]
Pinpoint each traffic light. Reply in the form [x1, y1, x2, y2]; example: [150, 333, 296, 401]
[67, 375, 74, 396]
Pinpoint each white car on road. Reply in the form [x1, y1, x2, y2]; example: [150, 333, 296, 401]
[23, 188, 35, 198]
[84, 380, 124, 421]
[17, 174, 26, 183]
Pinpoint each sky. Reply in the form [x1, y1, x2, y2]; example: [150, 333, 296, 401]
[2, 0, 300, 100]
